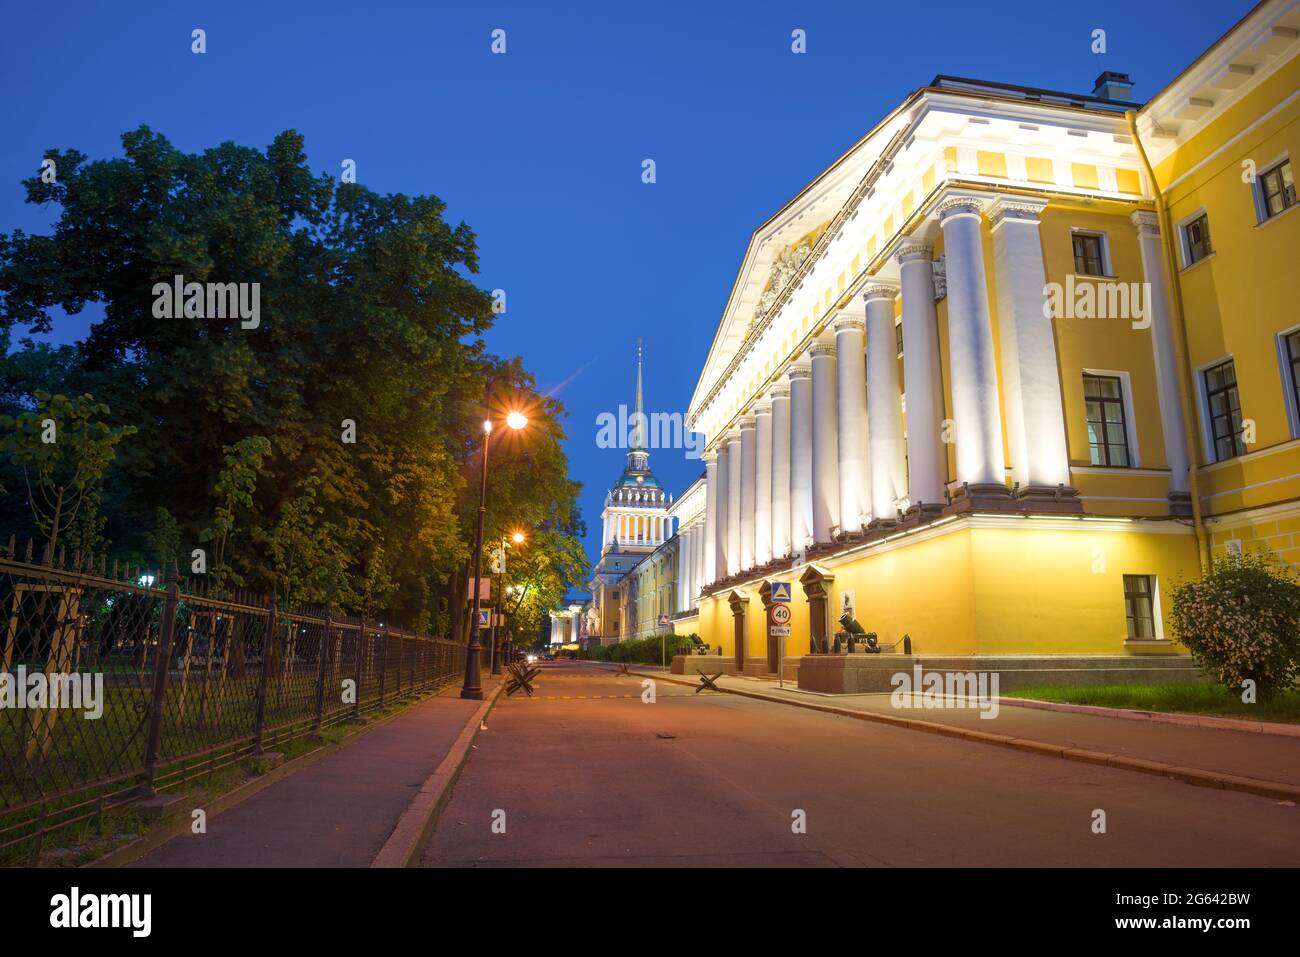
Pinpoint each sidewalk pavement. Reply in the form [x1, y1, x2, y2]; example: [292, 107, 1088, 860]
[608, 665, 1300, 795]
[126, 681, 500, 868]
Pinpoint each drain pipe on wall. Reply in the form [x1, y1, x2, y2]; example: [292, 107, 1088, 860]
[1126, 109, 1212, 574]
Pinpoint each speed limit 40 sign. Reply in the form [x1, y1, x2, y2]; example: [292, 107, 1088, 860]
[770, 604, 791, 625]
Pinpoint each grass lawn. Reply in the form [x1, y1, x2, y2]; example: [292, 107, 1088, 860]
[1005, 681, 1300, 724]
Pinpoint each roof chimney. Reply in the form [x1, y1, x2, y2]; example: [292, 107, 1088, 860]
[1092, 71, 1134, 102]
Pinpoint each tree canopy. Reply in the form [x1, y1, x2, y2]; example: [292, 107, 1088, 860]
[0, 126, 588, 633]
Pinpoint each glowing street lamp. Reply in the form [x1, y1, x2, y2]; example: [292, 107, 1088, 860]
[462, 410, 530, 699]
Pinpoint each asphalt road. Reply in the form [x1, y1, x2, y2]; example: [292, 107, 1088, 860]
[421, 660, 1300, 867]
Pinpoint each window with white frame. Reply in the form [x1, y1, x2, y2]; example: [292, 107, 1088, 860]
[1071, 231, 1109, 276]
[1181, 211, 1212, 266]
[1282, 328, 1300, 437]
[1123, 574, 1161, 640]
[1257, 158, 1296, 221]
[1203, 358, 1246, 462]
[1084, 373, 1132, 466]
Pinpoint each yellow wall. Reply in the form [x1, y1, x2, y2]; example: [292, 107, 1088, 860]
[694, 521, 1198, 657]
[1158, 57, 1300, 530]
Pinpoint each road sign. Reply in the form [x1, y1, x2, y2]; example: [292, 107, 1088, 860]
[477, 609, 490, 627]
[768, 625, 791, 637]
[657, 614, 670, 627]
[770, 581, 792, 604]
[770, 604, 791, 625]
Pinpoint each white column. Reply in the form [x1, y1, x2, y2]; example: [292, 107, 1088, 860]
[677, 528, 690, 613]
[754, 400, 773, 565]
[989, 197, 1072, 492]
[726, 430, 742, 575]
[864, 283, 908, 524]
[810, 339, 841, 542]
[716, 442, 732, 579]
[834, 310, 870, 534]
[769, 384, 792, 559]
[739, 415, 757, 571]
[703, 451, 719, 584]
[897, 242, 947, 511]
[788, 363, 814, 552]
[695, 521, 704, 601]
[938, 196, 1007, 492]
[1132, 211, 1191, 500]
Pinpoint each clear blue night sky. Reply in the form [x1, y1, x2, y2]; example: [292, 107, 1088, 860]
[0, 0, 1251, 576]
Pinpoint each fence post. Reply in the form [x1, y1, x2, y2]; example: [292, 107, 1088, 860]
[395, 630, 403, 698]
[139, 560, 180, 797]
[252, 591, 276, 754]
[378, 627, 388, 708]
[352, 615, 366, 720]
[313, 609, 332, 734]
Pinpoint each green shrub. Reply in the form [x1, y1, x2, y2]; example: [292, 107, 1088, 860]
[1169, 551, 1300, 701]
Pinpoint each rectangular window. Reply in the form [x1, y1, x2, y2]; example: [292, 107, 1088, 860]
[1083, 374, 1131, 466]
[1123, 575, 1157, 640]
[1072, 232, 1106, 276]
[1203, 359, 1246, 461]
[1286, 331, 1300, 428]
[1259, 159, 1296, 220]
[1183, 212, 1212, 264]
[895, 321, 904, 357]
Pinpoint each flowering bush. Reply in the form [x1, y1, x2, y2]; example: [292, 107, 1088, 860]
[1169, 552, 1300, 701]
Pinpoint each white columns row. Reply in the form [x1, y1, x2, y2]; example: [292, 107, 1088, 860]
[606, 512, 675, 545]
[676, 520, 707, 612]
[700, 190, 1090, 583]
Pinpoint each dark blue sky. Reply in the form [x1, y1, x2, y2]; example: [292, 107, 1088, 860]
[1, 0, 1251, 571]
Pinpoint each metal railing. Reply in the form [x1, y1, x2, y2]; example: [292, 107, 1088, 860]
[0, 537, 477, 863]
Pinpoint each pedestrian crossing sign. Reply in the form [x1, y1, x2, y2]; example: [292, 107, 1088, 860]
[477, 609, 490, 627]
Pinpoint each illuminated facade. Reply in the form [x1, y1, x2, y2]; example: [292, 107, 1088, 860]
[668, 0, 1300, 668]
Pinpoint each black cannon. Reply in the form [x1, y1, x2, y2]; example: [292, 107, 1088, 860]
[835, 612, 881, 654]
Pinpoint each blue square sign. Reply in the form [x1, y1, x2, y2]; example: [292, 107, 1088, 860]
[770, 581, 792, 604]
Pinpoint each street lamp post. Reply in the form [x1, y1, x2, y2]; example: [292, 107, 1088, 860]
[461, 412, 528, 699]
[490, 531, 526, 676]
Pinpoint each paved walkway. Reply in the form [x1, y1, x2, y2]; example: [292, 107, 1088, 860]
[130, 682, 496, 868]
[424, 662, 1300, 867]
[604, 665, 1300, 789]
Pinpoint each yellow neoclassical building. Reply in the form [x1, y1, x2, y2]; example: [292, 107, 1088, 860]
[664, 0, 1300, 676]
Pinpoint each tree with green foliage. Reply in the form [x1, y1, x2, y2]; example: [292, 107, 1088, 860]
[1170, 551, 1300, 701]
[0, 127, 586, 633]
[0, 392, 135, 557]
[200, 436, 272, 591]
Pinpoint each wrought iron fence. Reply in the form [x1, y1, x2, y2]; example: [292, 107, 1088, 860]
[0, 537, 476, 863]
